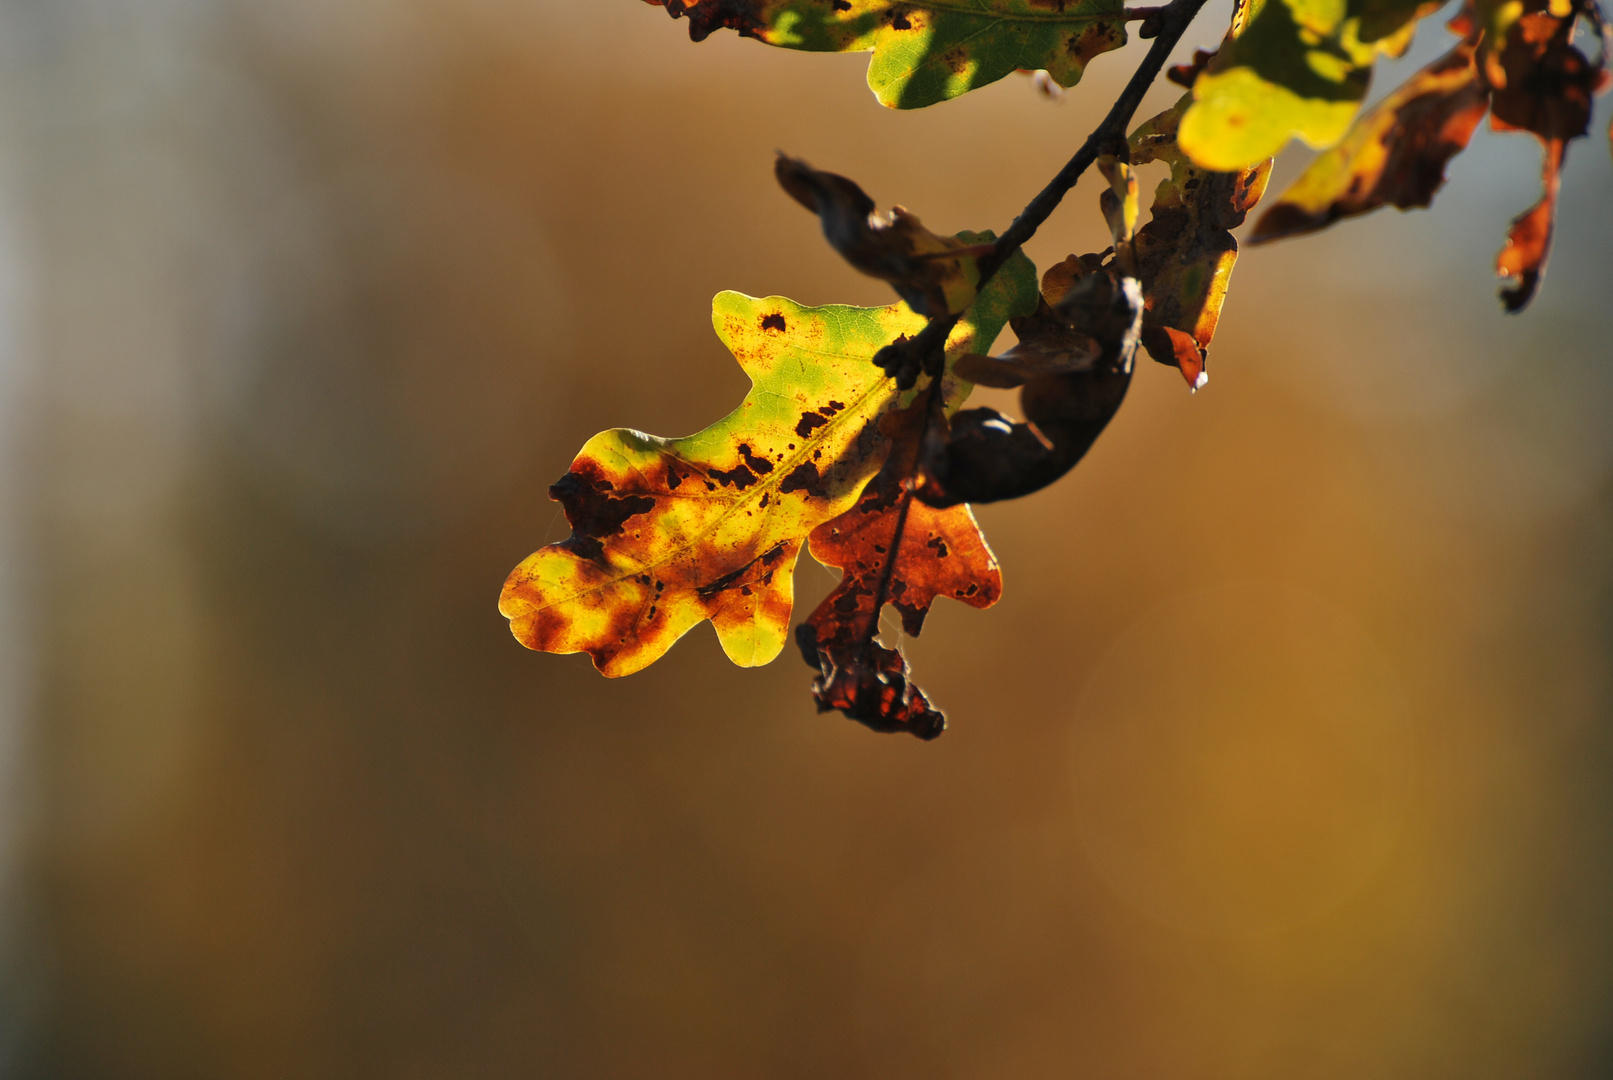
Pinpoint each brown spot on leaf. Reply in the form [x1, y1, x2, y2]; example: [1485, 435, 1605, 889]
[739, 443, 774, 475]
[779, 461, 828, 497]
[796, 411, 830, 438]
[549, 466, 655, 539]
[761, 312, 787, 332]
[707, 461, 758, 489]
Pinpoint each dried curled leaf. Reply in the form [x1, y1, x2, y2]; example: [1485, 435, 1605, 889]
[1250, 34, 1489, 241]
[500, 247, 1036, 677]
[797, 396, 1002, 738]
[645, 0, 1128, 109]
[777, 154, 990, 317]
[1129, 93, 1272, 389]
[1179, 0, 1445, 170]
[1487, 0, 1608, 310]
[918, 258, 1142, 507]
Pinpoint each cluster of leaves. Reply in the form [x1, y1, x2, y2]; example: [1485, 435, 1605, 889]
[502, 0, 1609, 737]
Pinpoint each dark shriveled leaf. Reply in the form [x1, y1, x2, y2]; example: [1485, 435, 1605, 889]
[776, 154, 992, 317]
[918, 259, 1141, 507]
[952, 297, 1104, 388]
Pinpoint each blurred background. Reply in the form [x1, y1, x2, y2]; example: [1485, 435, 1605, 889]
[0, 0, 1609, 1076]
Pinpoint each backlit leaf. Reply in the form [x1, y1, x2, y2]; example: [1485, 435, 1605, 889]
[644, 0, 1128, 108]
[499, 243, 1036, 677]
[1178, 0, 1444, 170]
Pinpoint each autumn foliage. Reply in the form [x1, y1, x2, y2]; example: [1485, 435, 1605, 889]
[502, 0, 1610, 737]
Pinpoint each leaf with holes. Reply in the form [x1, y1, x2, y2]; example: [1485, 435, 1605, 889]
[796, 394, 1003, 738]
[499, 243, 1036, 677]
[644, 0, 1128, 108]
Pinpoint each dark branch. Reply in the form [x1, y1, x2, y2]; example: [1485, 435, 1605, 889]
[873, 0, 1213, 389]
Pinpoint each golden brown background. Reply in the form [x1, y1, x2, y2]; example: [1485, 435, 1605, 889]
[0, 0, 1610, 1076]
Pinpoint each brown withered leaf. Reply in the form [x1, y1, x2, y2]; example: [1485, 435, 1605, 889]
[1488, 0, 1608, 311]
[797, 394, 1002, 739]
[1128, 93, 1272, 390]
[917, 257, 1141, 508]
[776, 153, 993, 318]
[1250, 35, 1490, 242]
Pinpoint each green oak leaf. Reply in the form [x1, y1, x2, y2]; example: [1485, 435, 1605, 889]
[645, 0, 1128, 108]
[499, 235, 1036, 677]
[1179, 0, 1442, 170]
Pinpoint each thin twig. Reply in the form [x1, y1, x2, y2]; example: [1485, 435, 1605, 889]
[873, 0, 1212, 388]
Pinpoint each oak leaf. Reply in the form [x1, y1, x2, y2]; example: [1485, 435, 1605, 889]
[644, 0, 1128, 108]
[499, 251, 1036, 677]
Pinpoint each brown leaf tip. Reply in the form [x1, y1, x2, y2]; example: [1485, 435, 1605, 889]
[795, 625, 946, 740]
[550, 466, 654, 539]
